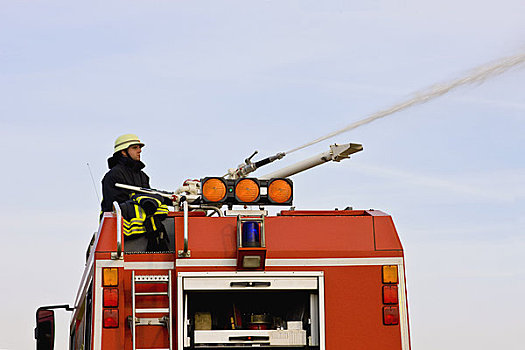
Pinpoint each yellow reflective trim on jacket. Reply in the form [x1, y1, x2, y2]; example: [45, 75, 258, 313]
[135, 195, 162, 206]
[123, 204, 148, 236]
[150, 217, 157, 231]
[123, 218, 147, 236]
[122, 196, 168, 237]
[134, 204, 146, 220]
[154, 204, 169, 216]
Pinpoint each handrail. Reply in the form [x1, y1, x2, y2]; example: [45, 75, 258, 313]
[112, 201, 123, 260]
[178, 197, 191, 257]
[189, 204, 224, 217]
[183, 199, 189, 253]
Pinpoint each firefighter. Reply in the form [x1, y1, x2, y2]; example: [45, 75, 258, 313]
[100, 133, 149, 213]
[100, 134, 170, 251]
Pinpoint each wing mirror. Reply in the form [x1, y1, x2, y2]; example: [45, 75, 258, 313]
[35, 304, 74, 350]
[35, 308, 55, 350]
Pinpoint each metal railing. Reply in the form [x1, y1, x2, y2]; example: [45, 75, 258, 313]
[111, 201, 123, 260]
[178, 198, 191, 257]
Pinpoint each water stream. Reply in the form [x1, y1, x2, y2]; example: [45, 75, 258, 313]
[286, 52, 525, 154]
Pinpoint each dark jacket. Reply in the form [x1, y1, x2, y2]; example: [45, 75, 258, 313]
[100, 154, 150, 213]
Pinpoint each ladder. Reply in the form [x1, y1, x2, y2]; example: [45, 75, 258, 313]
[130, 271, 173, 350]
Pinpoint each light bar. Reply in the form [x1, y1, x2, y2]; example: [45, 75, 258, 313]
[200, 177, 293, 206]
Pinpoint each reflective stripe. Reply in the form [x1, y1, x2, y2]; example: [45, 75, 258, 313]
[155, 206, 169, 215]
[134, 205, 146, 220]
[123, 218, 147, 236]
[136, 195, 162, 207]
[123, 205, 147, 236]
[121, 195, 168, 236]
[150, 217, 157, 231]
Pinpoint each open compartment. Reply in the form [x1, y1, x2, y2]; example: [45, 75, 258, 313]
[178, 272, 324, 349]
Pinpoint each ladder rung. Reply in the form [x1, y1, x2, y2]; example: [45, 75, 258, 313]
[136, 308, 169, 314]
[135, 292, 168, 296]
[135, 275, 169, 282]
[134, 317, 168, 326]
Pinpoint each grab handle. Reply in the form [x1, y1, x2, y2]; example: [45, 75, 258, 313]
[229, 281, 271, 288]
[111, 201, 123, 260]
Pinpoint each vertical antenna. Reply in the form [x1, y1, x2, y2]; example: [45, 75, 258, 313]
[87, 163, 101, 202]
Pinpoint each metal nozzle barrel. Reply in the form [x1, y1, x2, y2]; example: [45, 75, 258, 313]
[227, 151, 286, 179]
[260, 143, 362, 179]
[254, 152, 285, 168]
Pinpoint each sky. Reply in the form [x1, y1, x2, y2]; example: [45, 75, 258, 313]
[1, 0, 524, 349]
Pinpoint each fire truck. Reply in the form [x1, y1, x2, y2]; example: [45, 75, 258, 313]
[35, 143, 411, 350]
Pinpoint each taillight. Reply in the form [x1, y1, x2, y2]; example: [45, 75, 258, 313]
[382, 265, 398, 284]
[382, 265, 400, 326]
[383, 306, 399, 325]
[103, 288, 119, 308]
[382, 285, 398, 304]
[103, 268, 120, 327]
[103, 268, 118, 287]
[103, 309, 119, 328]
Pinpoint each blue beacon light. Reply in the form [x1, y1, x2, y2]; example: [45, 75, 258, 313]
[242, 221, 260, 247]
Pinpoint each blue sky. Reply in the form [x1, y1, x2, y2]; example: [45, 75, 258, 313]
[1, 1, 524, 349]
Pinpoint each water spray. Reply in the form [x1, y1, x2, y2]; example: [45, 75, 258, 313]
[286, 51, 525, 154]
[226, 51, 525, 179]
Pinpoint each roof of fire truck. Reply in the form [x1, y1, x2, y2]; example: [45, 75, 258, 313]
[94, 208, 403, 259]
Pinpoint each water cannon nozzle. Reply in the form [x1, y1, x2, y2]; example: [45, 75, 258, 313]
[330, 143, 363, 162]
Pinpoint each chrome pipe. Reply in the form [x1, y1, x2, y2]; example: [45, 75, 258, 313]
[183, 200, 189, 255]
[189, 204, 224, 217]
[112, 201, 122, 260]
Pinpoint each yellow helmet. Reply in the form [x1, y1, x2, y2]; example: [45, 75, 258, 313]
[113, 134, 145, 153]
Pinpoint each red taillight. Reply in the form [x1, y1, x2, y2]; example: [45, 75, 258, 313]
[103, 309, 119, 328]
[383, 306, 399, 325]
[103, 288, 119, 308]
[382, 285, 398, 304]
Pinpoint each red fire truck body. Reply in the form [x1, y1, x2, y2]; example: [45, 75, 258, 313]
[70, 207, 410, 350]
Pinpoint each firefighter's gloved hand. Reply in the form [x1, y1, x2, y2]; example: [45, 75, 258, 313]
[141, 200, 157, 216]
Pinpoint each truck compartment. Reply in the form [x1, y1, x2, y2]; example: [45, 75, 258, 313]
[180, 274, 323, 349]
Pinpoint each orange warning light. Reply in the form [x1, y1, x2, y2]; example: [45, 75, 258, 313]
[382, 265, 399, 284]
[235, 179, 260, 203]
[202, 178, 227, 202]
[103, 268, 118, 287]
[268, 179, 292, 203]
